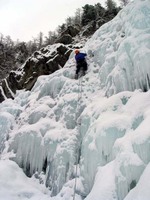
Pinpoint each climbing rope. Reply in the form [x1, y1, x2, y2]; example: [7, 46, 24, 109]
[78, 75, 83, 113]
[73, 74, 83, 200]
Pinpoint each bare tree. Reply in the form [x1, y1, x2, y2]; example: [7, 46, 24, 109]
[44, 31, 53, 45]
[37, 32, 43, 49]
[66, 17, 74, 26]
[74, 8, 82, 25]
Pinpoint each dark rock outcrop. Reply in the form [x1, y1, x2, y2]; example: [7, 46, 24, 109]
[55, 25, 80, 45]
[62, 25, 80, 37]
[0, 43, 72, 102]
[0, 88, 5, 102]
[55, 34, 73, 45]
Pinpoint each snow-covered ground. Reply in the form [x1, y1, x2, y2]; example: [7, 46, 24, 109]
[0, 0, 150, 200]
[0, 160, 50, 200]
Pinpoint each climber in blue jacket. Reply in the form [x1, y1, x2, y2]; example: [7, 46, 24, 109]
[74, 49, 87, 79]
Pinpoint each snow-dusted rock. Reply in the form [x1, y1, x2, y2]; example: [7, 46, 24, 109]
[0, 1, 150, 200]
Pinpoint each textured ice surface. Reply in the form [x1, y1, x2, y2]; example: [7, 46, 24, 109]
[124, 163, 150, 200]
[0, 1, 150, 200]
[85, 0, 150, 96]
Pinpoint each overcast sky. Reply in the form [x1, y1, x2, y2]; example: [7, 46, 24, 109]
[0, 0, 119, 42]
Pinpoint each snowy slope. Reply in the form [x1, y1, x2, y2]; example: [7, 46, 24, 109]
[0, 0, 150, 200]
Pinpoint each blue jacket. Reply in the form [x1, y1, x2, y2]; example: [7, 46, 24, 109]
[75, 53, 87, 63]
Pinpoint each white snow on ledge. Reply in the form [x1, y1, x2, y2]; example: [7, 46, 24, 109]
[0, 160, 50, 200]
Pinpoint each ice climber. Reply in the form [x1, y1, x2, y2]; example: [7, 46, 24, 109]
[74, 49, 87, 79]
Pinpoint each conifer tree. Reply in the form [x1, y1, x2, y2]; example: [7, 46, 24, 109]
[57, 24, 66, 35]
[81, 4, 96, 26]
[120, 0, 129, 6]
[95, 3, 105, 19]
[105, 0, 119, 18]
[105, 0, 117, 13]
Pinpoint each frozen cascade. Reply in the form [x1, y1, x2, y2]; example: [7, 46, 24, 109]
[79, 91, 149, 199]
[85, 0, 150, 96]
[124, 163, 150, 200]
[0, 0, 150, 200]
[0, 112, 15, 153]
[8, 117, 78, 195]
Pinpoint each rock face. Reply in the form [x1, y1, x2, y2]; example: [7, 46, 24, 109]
[0, 42, 29, 81]
[55, 34, 73, 45]
[0, 21, 105, 103]
[55, 25, 80, 45]
[0, 43, 72, 102]
[0, 88, 5, 102]
[62, 25, 80, 37]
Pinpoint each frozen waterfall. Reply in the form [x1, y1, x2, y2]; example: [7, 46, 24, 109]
[0, 0, 150, 200]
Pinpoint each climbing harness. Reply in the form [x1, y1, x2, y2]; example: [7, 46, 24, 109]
[73, 73, 83, 200]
